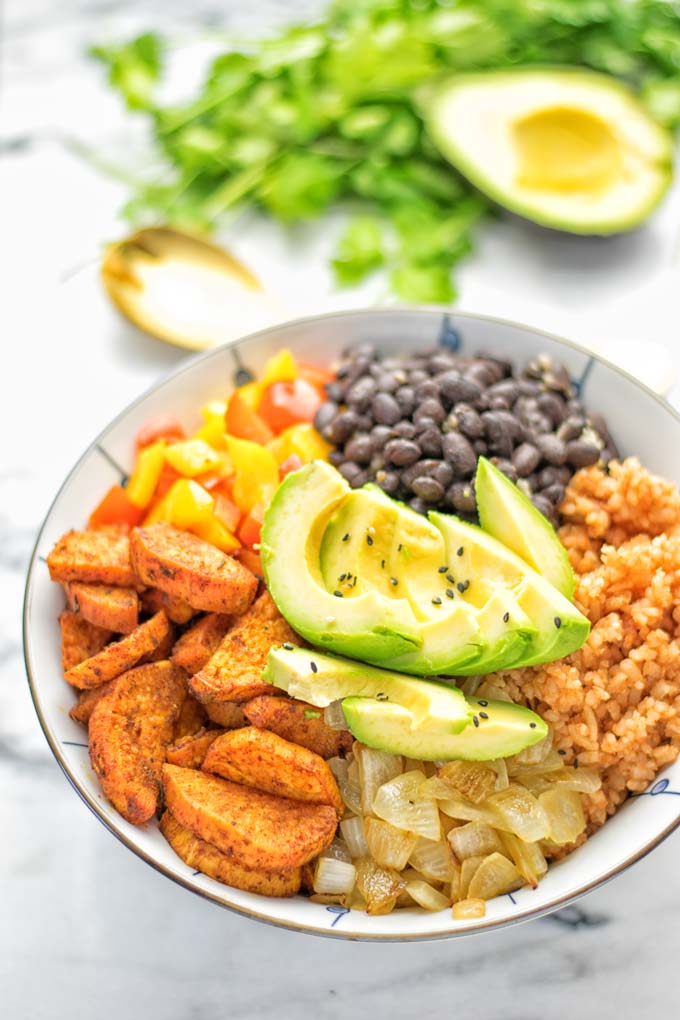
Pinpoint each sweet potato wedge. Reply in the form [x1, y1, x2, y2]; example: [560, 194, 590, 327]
[202, 728, 343, 813]
[48, 529, 137, 587]
[65, 582, 139, 634]
[140, 587, 196, 625]
[166, 727, 225, 769]
[159, 811, 301, 897]
[59, 610, 112, 672]
[174, 694, 208, 741]
[171, 613, 233, 674]
[130, 522, 257, 614]
[204, 702, 246, 729]
[89, 661, 186, 824]
[140, 620, 176, 663]
[64, 611, 171, 689]
[68, 683, 111, 725]
[162, 764, 337, 870]
[190, 593, 299, 703]
[243, 695, 354, 760]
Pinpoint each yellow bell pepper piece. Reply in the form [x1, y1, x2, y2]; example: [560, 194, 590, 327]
[236, 381, 262, 410]
[260, 348, 298, 387]
[224, 435, 280, 515]
[191, 400, 228, 448]
[268, 423, 332, 465]
[165, 438, 223, 477]
[127, 440, 167, 509]
[192, 515, 241, 553]
[143, 479, 240, 552]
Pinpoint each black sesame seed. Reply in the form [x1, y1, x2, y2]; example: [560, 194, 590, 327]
[457, 546, 464, 556]
[473, 716, 479, 727]
[376, 692, 388, 701]
[529, 722, 537, 729]
[432, 596, 442, 605]
[333, 590, 343, 597]
[478, 700, 488, 707]
[479, 711, 489, 719]
[352, 577, 358, 587]
[554, 616, 562, 629]
[366, 534, 374, 546]
[503, 612, 510, 623]
[438, 565, 449, 573]
[457, 582, 466, 593]
[558, 749, 567, 756]
[282, 643, 294, 650]
[574, 758, 579, 769]
[446, 588, 455, 599]
[391, 577, 399, 586]
[338, 573, 347, 582]
[342, 533, 350, 542]
[446, 573, 455, 584]
[398, 544, 403, 552]
[381, 559, 386, 569]
[310, 661, 318, 674]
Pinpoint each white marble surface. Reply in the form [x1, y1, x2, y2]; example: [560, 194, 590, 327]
[4, 2, 680, 1016]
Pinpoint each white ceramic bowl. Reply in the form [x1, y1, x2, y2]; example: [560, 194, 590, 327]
[23, 308, 680, 940]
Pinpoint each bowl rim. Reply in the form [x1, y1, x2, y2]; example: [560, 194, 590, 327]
[23, 305, 680, 941]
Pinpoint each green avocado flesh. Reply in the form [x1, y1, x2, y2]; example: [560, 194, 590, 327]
[341, 696, 548, 761]
[476, 457, 575, 599]
[424, 68, 673, 235]
[261, 461, 589, 676]
[263, 645, 472, 733]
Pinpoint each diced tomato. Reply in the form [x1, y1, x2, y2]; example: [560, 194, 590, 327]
[135, 414, 186, 450]
[237, 503, 265, 548]
[258, 378, 323, 433]
[154, 464, 182, 499]
[214, 493, 241, 533]
[279, 454, 304, 478]
[225, 391, 274, 444]
[88, 485, 145, 529]
[238, 548, 263, 578]
[298, 361, 334, 396]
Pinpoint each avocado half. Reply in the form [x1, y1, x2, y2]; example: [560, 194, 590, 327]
[424, 67, 673, 234]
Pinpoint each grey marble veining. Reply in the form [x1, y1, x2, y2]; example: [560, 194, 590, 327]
[4, 1, 680, 1016]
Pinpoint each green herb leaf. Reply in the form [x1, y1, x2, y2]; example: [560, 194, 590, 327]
[332, 216, 385, 285]
[90, 32, 163, 110]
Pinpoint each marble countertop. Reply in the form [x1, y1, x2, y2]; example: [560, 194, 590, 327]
[4, 2, 680, 1016]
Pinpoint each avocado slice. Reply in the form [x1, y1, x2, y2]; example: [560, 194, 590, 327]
[263, 645, 473, 734]
[261, 462, 422, 661]
[341, 697, 548, 761]
[431, 509, 589, 670]
[476, 457, 575, 599]
[424, 68, 673, 235]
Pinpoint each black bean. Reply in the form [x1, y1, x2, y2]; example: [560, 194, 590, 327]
[566, 439, 601, 467]
[531, 494, 555, 519]
[488, 395, 512, 410]
[384, 438, 422, 466]
[338, 461, 362, 483]
[314, 402, 338, 432]
[408, 369, 428, 386]
[543, 364, 571, 393]
[536, 465, 571, 489]
[536, 433, 568, 465]
[346, 376, 376, 409]
[412, 476, 445, 503]
[372, 392, 401, 425]
[447, 481, 477, 513]
[401, 459, 440, 489]
[369, 454, 385, 473]
[418, 426, 443, 457]
[393, 420, 417, 439]
[481, 411, 516, 458]
[371, 424, 397, 446]
[477, 350, 513, 376]
[453, 404, 484, 439]
[430, 461, 454, 488]
[542, 482, 566, 505]
[327, 410, 358, 444]
[328, 449, 345, 467]
[414, 380, 440, 401]
[512, 442, 541, 477]
[349, 470, 370, 488]
[438, 371, 482, 406]
[376, 470, 400, 495]
[556, 415, 585, 442]
[395, 386, 416, 415]
[344, 434, 374, 464]
[324, 381, 345, 403]
[473, 440, 488, 456]
[442, 432, 477, 477]
[488, 380, 521, 404]
[518, 379, 542, 396]
[566, 398, 585, 415]
[414, 398, 446, 425]
[537, 392, 567, 426]
[492, 459, 518, 483]
[356, 414, 373, 431]
[374, 372, 400, 393]
[465, 362, 501, 387]
[409, 496, 429, 515]
[428, 353, 456, 374]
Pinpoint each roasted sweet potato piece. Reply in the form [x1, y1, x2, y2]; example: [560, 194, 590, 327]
[203, 728, 343, 813]
[59, 610, 112, 672]
[171, 613, 233, 674]
[159, 811, 301, 897]
[64, 611, 171, 689]
[204, 702, 246, 729]
[190, 593, 298, 703]
[68, 683, 111, 725]
[130, 522, 257, 614]
[244, 695, 354, 760]
[174, 695, 207, 741]
[140, 587, 196, 625]
[140, 620, 176, 663]
[65, 582, 139, 634]
[166, 727, 225, 768]
[48, 529, 137, 587]
[89, 661, 186, 824]
[162, 764, 337, 870]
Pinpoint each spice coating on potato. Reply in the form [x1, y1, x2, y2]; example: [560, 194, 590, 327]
[162, 764, 337, 870]
[244, 695, 354, 760]
[68, 683, 111, 725]
[64, 611, 171, 689]
[59, 610, 112, 672]
[166, 727, 225, 769]
[203, 702, 246, 729]
[190, 593, 299, 703]
[65, 581, 139, 634]
[130, 522, 257, 614]
[48, 529, 137, 587]
[202, 728, 344, 813]
[89, 661, 186, 824]
[140, 587, 196, 625]
[171, 613, 233, 674]
[173, 695, 208, 741]
[159, 811, 301, 897]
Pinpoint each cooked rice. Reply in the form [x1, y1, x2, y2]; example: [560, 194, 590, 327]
[488, 458, 680, 833]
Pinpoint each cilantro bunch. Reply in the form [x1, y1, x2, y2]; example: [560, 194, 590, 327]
[92, 0, 680, 302]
